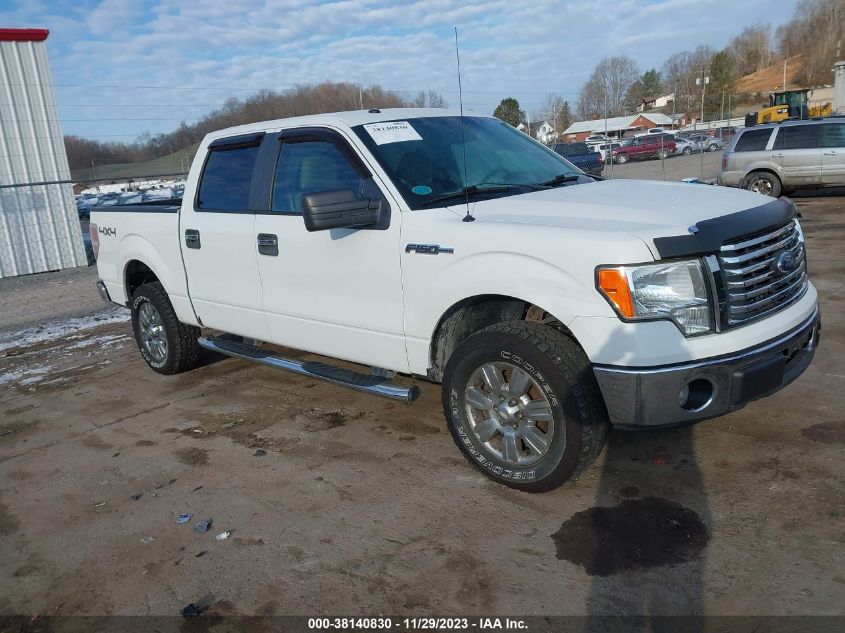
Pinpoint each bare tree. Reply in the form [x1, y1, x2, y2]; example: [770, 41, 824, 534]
[728, 25, 774, 76]
[576, 56, 640, 120]
[63, 81, 443, 172]
[411, 90, 448, 108]
[533, 94, 571, 139]
[663, 46, 715, 116]
[777, 0, 844, 85]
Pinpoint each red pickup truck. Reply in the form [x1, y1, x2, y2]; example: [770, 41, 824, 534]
[612, 135, 676, 164]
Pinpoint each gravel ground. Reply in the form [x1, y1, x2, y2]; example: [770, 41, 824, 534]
[0, 177, 843, 619]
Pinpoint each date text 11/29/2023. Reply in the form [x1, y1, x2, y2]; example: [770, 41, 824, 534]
[307, 617, 528, 630]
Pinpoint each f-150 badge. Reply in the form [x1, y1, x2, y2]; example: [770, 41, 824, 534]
[405, 244, 454, 255]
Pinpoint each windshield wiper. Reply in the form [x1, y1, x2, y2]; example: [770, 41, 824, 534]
[538, 173, 583, 187]
[421, 185, 514, 207]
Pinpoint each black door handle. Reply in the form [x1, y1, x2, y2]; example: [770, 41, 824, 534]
[257, 233, 278, 256]
[185, 229, 201, 249]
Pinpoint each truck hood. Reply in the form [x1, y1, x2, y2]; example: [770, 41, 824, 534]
[463, 178, 772, 254]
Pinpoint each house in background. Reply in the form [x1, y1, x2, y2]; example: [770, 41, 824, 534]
[517, 119, 557, 144]
[637, 93, 674, 112]
[561, 112, 674, 142]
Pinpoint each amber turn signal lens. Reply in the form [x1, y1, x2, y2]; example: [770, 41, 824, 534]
[597, 268, 634, 318]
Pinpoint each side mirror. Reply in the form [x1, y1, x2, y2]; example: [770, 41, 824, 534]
[301, 189, 381, 232]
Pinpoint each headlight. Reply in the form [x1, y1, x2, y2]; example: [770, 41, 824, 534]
[597, 260, 713, 335]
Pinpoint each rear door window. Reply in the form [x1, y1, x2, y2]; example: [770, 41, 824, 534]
[773, 125, 820, 150]
[197, 143, 261, 211]
[734, 129, 773, 152]
[821, 123, 845, 148]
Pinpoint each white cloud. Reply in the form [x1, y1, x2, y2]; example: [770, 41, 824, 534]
[0, 0, 801, 140]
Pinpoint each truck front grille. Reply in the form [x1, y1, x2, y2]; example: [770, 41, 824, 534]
[717, 220, 807, 328]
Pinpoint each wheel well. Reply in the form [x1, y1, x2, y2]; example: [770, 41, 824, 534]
[125, 260, 160, 300]
[743, 168, 781, 184]
[427, 295, 567, 382]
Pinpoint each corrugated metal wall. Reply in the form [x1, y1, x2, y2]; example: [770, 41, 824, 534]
[0, 37, 87, 278]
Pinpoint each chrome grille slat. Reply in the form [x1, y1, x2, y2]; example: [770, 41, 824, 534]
[728, 272, 806, 313]
[727, 263, 806, 300]
[719, 222, 794, 252]
[718, 233, 799, 264]
[720, 241, 803, 276]
[717, 219, 808, 329]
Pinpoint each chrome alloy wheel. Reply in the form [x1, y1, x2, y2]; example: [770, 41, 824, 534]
[748, 177, 773, 196]
[138, 302, 167, 363]
[464, 362, 557, 466]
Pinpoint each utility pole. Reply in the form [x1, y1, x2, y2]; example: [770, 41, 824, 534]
[359, 88, 363, 110]
[783, 59, 787, 90]
[696, 71, 709, 181]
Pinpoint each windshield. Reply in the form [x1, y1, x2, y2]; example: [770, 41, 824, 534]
[353, 116, 580, 210]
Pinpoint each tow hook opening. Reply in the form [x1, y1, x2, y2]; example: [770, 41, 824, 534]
[679, 378, 714, 412]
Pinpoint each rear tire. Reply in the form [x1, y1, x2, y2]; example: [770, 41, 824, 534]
[742, 171, 782, 197]
[131, 282, 200, 375]
[442, 321, 609, 492]
[708, 143, 718, 152]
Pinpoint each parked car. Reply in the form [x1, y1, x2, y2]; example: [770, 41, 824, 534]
[688, 135, 726, 152]
[633, 127, 667, 138]
[584, 134, 609, 145]
[673, 137, 698, 156]
[91, 108, 819, 492]
[718, 118, 845, 197]
[552, 142, 604, 176]
[595, 141, 624, 162]
[611, 135, 676, 163]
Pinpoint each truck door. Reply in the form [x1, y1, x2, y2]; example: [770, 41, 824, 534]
[820, 122, 845, 186]
[770, 124, 822, 185]
[253, 128, 408, 372]
[180, 133, 270, 340]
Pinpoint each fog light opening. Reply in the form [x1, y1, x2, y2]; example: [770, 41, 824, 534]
[679, 379, 714, 412]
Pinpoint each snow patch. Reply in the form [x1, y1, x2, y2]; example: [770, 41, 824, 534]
[0, 307, 130, 353]
[0, 365, 53, 385]
[67, 333, 129, 350]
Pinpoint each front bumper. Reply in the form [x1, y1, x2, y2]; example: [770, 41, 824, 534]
[593, 307, 820, 428]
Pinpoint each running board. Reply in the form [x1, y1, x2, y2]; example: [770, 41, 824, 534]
[198, 336, 420, 403]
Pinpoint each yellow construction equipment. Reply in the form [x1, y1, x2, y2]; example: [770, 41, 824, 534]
[744, 89, 833, 126]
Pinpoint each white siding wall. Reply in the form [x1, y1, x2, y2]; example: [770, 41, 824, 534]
[0, 37, 87, 277]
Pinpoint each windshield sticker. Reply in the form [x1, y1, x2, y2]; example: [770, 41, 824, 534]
[411, 185, 432, 195]
[363, 121, 422, 145]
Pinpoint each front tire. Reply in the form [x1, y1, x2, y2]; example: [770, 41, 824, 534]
[742, 171, 782, 197]
[131, 282, 200, 375]
[615, 153, 628, 164]
[682, 146, 692, 156]
[442, 322, 609, 492]
[708, 143, 718, 152]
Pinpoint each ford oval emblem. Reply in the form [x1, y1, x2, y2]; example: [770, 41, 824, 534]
[775, 250, 798, 274]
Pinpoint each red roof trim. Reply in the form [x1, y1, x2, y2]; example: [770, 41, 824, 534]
[0, 28, 50, 42]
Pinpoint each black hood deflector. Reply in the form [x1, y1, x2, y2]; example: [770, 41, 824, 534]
[653, 197, 797, 259]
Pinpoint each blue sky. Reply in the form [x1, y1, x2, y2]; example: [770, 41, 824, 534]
[2, 0, 800, 142]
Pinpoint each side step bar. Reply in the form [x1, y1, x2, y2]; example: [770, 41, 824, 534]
[198, 336, 420, 403]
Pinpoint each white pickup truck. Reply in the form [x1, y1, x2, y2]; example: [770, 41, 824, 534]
[92, 108, 820, 492]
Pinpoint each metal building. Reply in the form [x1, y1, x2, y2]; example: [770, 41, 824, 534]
[0, 28, 87, 278]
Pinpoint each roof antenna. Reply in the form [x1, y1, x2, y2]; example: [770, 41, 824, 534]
[455, 26, 474, 222]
